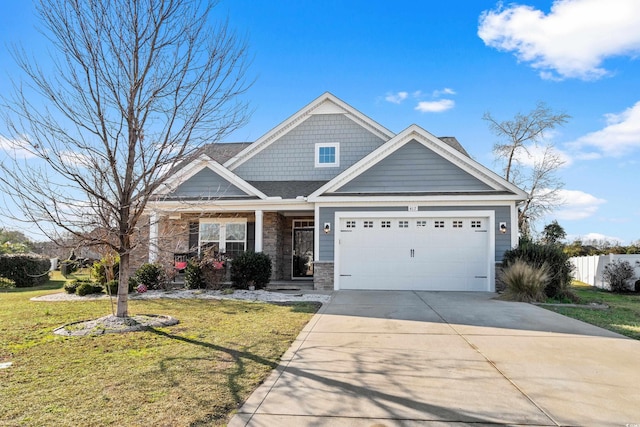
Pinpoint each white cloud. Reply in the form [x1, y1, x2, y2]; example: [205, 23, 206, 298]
[432, 87, 456, 97]
[0, 135, 37, 159]
[570, 101, 640, 156]
[553, 189, 606, 220]
[385, 91, 408, 104]
[415, 99, 455, 113]
[478, 0, 640, 80]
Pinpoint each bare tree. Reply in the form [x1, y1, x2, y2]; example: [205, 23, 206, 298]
[483, 102, 570, 236]
[0, 0, 251, 317]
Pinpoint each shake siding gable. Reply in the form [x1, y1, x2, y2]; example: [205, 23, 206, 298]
[335, 140, 493, 193]
[170, 167, 249, 198]
[232, 114, 387, 181]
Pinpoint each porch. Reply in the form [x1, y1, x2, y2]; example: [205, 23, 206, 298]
[143, 210, 316, 286]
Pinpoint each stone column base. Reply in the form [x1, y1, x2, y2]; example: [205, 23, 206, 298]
[313, 261, 334, 290]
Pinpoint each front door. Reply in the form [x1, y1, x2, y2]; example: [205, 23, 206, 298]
[292, 221, 314, 278]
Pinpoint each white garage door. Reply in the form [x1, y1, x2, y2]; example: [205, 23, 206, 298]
[337, 215, 491, 291]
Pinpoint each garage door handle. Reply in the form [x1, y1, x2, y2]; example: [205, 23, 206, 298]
[475, 276, 487, 278]
[340, 274, 352, 277]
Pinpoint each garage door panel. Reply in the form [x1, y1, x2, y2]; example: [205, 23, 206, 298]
[338, 216, 490, 291]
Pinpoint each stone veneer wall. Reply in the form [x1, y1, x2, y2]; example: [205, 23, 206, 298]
[313, 261, 334, 290]
[262, 212, 285, 280]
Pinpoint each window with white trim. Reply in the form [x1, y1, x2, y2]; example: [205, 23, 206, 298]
[471, 220, 482, 228]
[346, 220, 356, 228]
[315, 143, 340, 167]
[364, 220, 373, 228]
[199, 219, 247, 257]
[381, 220, 391, 228]
[398, 220, 409, 228]
[453, 220, 463, 228]
[434, 220, 445, 228]
[416, 220, 427, 227]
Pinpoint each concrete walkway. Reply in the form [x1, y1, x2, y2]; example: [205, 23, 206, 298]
[229, 291, 640, 426]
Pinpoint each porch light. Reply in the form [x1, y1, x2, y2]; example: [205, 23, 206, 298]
[499, 222, 507, 234]
[324, 223, 331, 234]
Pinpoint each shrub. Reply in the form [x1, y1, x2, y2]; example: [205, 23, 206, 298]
[0, 277, 15, 290]
[184, 259, 205, 290]
[92, 256, 119, 285]
[0, 254, 51, 287]
[500, 260, 549, 303]
[64, 281, 79, 294]
[602, 260, 635, 292]
[502, 241, 574, 300]
[75, 281, 104, 296]
[230, 252, 272, 290]
[635, 279, 640, 293]
[134, 263, 165, 289]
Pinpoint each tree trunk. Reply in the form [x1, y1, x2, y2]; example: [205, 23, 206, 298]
[117, 252, 130, 317]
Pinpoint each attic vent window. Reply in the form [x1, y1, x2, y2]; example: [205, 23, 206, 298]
[315, 143, 340, 167]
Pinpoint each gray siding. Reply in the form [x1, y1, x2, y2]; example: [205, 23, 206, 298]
[233, 114, 387, 181]
[336, 140, 492, 193]
[171, 167, 249, 198]
[318, 205, 513, 261]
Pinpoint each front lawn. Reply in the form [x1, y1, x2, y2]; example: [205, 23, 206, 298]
[542, 282, 640, 340]
[0, 282, 319, 426]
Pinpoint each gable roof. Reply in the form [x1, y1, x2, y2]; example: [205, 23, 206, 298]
[153, 154, 268, 200]
[308, 125, 528, 200]
[224, 92, 396, 171]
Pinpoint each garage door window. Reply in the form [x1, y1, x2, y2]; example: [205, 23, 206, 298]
[398, 220, 409, 228]
[364, 220, 373, 228]
[381, 221, 391, 228]
[471, 220, 482, 228]
[453, 220, 463, 228]
[416, 220, 427, 227]
[434, 220, 445, 228]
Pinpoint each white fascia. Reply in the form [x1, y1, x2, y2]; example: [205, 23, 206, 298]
[224, 92, 395, 171]
[308, 125, 527, 200]
[155, 154, 268, 200]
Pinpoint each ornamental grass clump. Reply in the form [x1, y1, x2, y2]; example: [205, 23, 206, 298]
[501, 259, 549, 303]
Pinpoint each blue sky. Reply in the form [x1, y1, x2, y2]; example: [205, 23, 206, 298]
[1, 0, 640, 244]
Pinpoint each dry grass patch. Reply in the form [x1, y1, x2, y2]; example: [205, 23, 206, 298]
[0, 284, 319, 426]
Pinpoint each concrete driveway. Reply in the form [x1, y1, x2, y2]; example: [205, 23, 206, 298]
[229, 291, 640, 426]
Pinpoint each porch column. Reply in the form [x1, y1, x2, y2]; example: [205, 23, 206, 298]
[149, 211, 159, 263]
[254, 210, 263, 252]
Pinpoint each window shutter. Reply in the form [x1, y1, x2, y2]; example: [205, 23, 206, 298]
[246, 222, 255, 252]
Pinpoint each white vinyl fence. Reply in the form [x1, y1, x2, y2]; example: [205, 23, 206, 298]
[570, 254, 640, 289]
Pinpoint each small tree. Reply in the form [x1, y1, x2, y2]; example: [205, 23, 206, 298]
[602, 260, 635, 292]
[541, 220, 566, 245]
[1, 0, 251, 317]
[484, 103, 570, 236]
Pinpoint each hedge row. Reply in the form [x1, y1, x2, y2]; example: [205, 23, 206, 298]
[0, 254, 51, 287]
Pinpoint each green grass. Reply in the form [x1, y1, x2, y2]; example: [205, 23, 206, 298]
[0, 279, 319, 426]
[542, 281, 640, 340]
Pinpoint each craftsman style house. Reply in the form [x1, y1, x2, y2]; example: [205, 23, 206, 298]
[142, 93, 527, 291]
